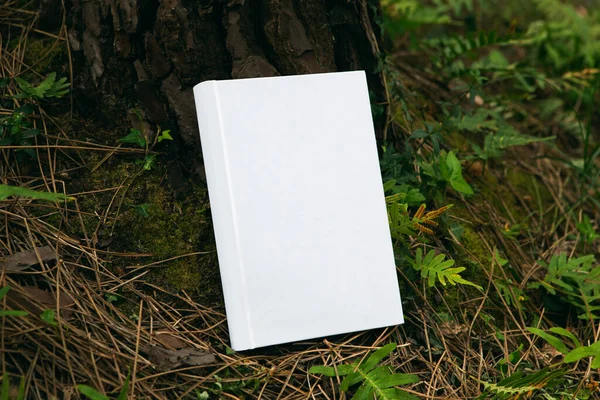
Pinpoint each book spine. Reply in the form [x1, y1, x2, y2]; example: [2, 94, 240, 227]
[193, 81, 254, 350]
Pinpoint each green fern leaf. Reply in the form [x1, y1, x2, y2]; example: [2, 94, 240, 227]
[564, 341, 600, 368]
[412, 249, 482, 290]
[527, 327, 569, 354]
[481, 368, 565, 399]
[14, 73, 70, 99]
[309, 343, 419, 399]
[386, 200, 413, 239]
[482, 126, 554, 160]
[531, 253, 600, 319]
[529, 326, 600, 367]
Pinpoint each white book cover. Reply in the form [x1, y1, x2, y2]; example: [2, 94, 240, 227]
[193, 71, 403, 351]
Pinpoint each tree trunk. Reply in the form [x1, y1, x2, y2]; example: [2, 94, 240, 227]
[68, 0, 386, 149]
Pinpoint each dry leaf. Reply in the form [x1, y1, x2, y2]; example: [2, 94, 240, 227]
[6, 285, 75, 320]
[439, 321, 468, 336]
[153, 332, 187, 349]
[1, 246, 56, 272]
[148, 346, 216, 371]
[467, 160, 483, 177]
[539, 343, 563, 365]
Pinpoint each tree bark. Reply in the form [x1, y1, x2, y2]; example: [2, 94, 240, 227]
[68, 0, 386, 148]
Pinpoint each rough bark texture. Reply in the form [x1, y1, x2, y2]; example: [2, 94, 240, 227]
[68, 0, 386, 148]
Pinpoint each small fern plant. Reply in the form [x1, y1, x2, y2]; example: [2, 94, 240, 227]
[411, 248, 482, 290]
[14, 72, 70, 99]
[528, 253, 600, 319]
[309, 343, 419, 399]
[386, 196, 453, 239]
[478, 368, 566, 399]
[528, 327, 600, 369]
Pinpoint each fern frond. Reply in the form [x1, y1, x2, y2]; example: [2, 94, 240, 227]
[412, 204, 452, 235]
[14, 73, 70, 99]
[481, 368, 566, 399]
[530, 253, 600, 319]
[425, 30, 514, 67]
[530, 0, 600, 67]
[385, 193, 407, 204]
[309, 343, 419, 399]
[414, 204, 426, 219]
[412, 248, 482, 290]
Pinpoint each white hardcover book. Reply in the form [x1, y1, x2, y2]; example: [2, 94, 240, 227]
[193, 71, 404, 351]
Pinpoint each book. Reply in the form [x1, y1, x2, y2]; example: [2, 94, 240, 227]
[193, 71, 404, 351]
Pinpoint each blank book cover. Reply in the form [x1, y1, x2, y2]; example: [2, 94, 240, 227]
[194, 71, 404, 351]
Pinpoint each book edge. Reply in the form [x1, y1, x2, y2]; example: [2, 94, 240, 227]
[194, 81, 255, 350]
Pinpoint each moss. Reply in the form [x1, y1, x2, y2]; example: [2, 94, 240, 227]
[461, 226, 491, 263]
[66, 149, 222, 305]
[477, 170, 527, 222]
[505, 167, 554, 212]
[446, 202, 492, 298]
[116, 177, 219, 297]
[163, 260, 204, 292]
[449, 204, 490, 259]
[22, 37, 68, 78]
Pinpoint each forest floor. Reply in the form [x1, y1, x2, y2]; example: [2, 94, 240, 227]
[1, 1, 600, 399]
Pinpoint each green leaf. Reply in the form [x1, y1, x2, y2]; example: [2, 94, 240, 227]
[548, 327, 581, 347]
[482, 368, 565, 397]
[383, 179, 397, 192]
[412, 249, 482, 289]
[142, 154, 156, 170]
[78, 385, 110, 400]
[449, 274, 483, 290]
[14, 73, 70, 99]
[0, 185, 73, 202]
[16, 375, 25, 400]
[40, 309, 57, 326]
[564, 342, 600, 364]
[366, 365, 392, 383]
[308, 365, 337, 376]
[0, 287, 10, 301]
[157, 129, 173, 142]
[449, 176, 473, 195]
[106, 294, 119, 304]
[402, 188, 425, 206]
[1, 373, 9, 400]
[577, 215, 600, 243]
[527, 327, 569, 354]
[360, 343, 397, 372]
[446, 151, 473, 195]
[410, 129, 428, 139]
[118, 129, 146, 147]
[352, 383, 374, 400]
[340, 371, 362, 391]
[380, 388, 419, 399]
[0, 310, 29, 317]
[376, 373, 420, 389]
[564, 347, 599, 363]
[311, 343, 418, 398]
[196, 391, 210, 400]
[116, 374, 130, 400]
[14, 105, 35, 115]
[133, 204, 149, 217]
[532, 253, 599, 319]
